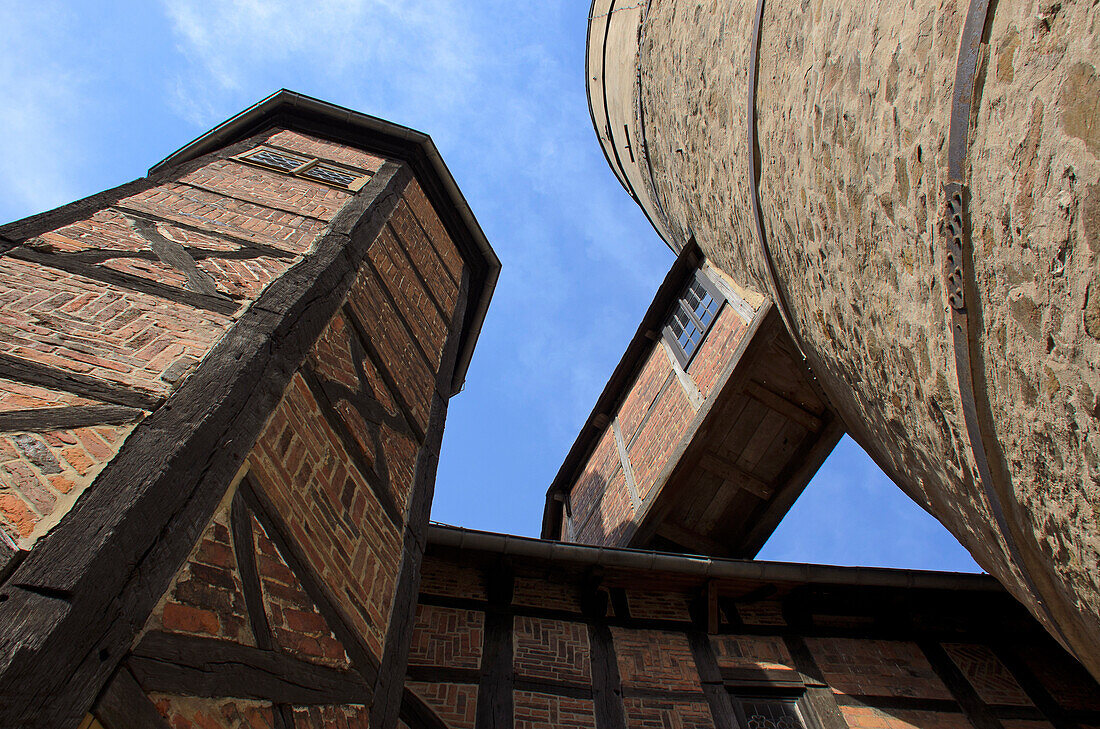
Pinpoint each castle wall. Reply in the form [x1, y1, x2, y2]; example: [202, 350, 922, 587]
[589, 0, 1100, 676]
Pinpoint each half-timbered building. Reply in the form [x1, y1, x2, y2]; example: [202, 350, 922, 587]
[0, 91, 1097, 729]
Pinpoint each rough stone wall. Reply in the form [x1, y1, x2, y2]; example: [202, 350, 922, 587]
[619, 0, 1100, 675]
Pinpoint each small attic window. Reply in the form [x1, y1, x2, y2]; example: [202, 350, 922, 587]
[663, 268, 725, 367]
[236, 145, 373, 191]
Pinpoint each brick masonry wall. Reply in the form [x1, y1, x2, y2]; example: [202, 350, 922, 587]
[687, 305, 748, 398]
[617, 347, 673, 444]
[562, 269, 755, 550]
[408, 605, 484, 669]
[400, 553, 1100, 729]
[0, 125, 385, 549]
[141, 495, 254, 646]
[626, 377, 693, 502]
[805, 638, 952, 700]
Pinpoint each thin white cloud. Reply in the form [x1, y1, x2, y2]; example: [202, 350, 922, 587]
[161, 0, 482, 125]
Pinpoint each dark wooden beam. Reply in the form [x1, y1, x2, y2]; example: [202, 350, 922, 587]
[230, 491, 272, 651]
[688, 632, 740, 729]
[239, 478, 381, 688]
[991, 643, 1081, 729]
[699, 450, 772, 500]
[8, 247, 240, 316]
[919, 640, 1004, 729]
[401, 687, 450, 729]
[92, 666, 171, 729]
[782, 635, 849, 729]
[370, 268, 470, 729]
[0, 354, 163, 411]
[475, 564, 514, 729]
[585, 575, 627, 729]
[0, 406, 144, 434]
[128, 631, 371, 705]
[744, 380, 822, 432]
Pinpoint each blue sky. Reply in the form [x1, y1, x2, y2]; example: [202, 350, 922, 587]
[0, 1, 979, 573]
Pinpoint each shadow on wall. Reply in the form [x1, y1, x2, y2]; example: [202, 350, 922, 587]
[568, 471, 635, 547]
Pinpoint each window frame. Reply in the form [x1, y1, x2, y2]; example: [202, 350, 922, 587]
[662, 267, 726, 369]
[234, 145, 374, 191]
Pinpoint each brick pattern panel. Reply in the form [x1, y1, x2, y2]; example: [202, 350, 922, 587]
[513, 617, 591, 683]
[0, 378, 98, 411]
[308, 312, 419, 515]
[513, 574, 580, 612]
[514, 691, 597, 729]
[571, 425, 623, 536]
[34, 207, 297, 300]
[406, 681, 478, 729]
[149, 694, 276, 729]
[389, 201, 459, 314]
[625, 588, 692, 621]
[179, 159, 352, 221]
[710, 635, 794, 670]
[291, 704, 370, 729]
[0, 256, 229, 396]
[120, 183, 328, 255]
[687, 305, 748, 398]
[941, 643, 1032, 707]
[252, 514, 351, 669]
[408, 604, 484, 669]
[623, 698, 714, 729]
[248, 371, 401, 661]
[575, 467, 633, 545]
[612, 628, 701, 692]
[345, 266, 436, 434]
[618, 346, 674, 443]
[401, 179, 464, 284]
[806, 638, 952, 699]
[367, 225, 448, 379]
[419, 556, 487, 600]
[267, 129, 386, 173]
[735, 602, 787, 626]
[142, 499, 253, 645]
[840, 706, 973, 729]
[1, 424, 135, 545]
[626, 378, 694, 502]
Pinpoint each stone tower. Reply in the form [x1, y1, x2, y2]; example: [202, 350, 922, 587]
[586, 0, 1100, 677]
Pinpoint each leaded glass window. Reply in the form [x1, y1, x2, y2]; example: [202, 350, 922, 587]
[663, 268, 725, 366]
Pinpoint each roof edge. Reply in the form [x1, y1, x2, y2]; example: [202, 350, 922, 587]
[151, 89, 500, 396]
[431, 523, 1000, 592]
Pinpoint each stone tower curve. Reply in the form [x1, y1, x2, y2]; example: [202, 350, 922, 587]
[587, 0, 1100, 678]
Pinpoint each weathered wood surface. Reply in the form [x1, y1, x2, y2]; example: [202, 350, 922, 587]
[92, 666, 172, 729]
[230, 491, 273, 651]
[0, 353, 163, 411]
[0, 405, 144, 434]
[129, 631, 371, 704]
